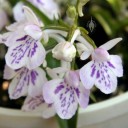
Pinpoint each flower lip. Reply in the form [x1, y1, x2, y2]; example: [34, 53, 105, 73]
[91, 48, 110, 62]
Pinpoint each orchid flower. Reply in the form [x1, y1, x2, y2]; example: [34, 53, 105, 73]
[4, 65, 47, 99]
[4, 6, 46, 70]
[52, 29, 80, 62]
[80, 38, 123, 94]
[22, 95, 56, 119]
[43, 67, 90, 119]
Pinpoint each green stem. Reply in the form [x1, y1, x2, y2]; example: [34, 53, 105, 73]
[42, 26, 69, 32]
[56, 115, 69, 128]
[80, 29, 97, 48]
[67, 26, 76, 42]
[67, 108, 79, 128]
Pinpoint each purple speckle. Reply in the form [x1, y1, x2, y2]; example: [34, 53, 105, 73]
[16, 35, 28, 41]
[91, 65, 96, 77]
[31, 42, 38, 57]
[96, 70, 100, 78]
[107, 61, 115, 69]
[37, 0, 44, 5]
[31, 71, 38, 85]
[54, 84, 64, 94]
[75, 88, 80, 98]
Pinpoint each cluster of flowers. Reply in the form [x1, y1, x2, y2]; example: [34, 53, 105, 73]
[0, 0, 123, 119]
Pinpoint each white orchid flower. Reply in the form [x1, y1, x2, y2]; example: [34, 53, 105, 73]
[80, 38, 123, 94]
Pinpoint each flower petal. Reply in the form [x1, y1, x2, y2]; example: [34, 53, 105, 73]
[3, 65, 17, 80]
[43, 79, 63, 103]
[22, 95, 55, 118]
[80, 51, 91, 60]
[5, 36, 46, 69]
[43, 79, 78, 119]
[107, 55, 123, 77]
[28, 0, 60, 20]
[22, 95, 45, 111]
[42, 104, 56, 119]
[4, 30, 26, 47]
[27, 40, 46, 69]
[24, 24, 42, 40]
[65, 71, 79, 88]
[80, 61, 96, 89]
[75, 84, 90, 108]
[95, 62, 117, 94]
[28, 67, 47, 97]
[6, 20, 26, 32]
[53, 83, 78, 119]
[13, 2, 25, 22]
[76, 35, 94, 52]
[99, 38, 122, 50]
[23, 6, 40, 26]
[8, 68, 29, 99]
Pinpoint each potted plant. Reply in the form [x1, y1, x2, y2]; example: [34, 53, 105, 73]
[0, 0, 127, 128]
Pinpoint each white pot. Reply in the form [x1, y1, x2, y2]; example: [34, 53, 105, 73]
[0, 92, 128, 128]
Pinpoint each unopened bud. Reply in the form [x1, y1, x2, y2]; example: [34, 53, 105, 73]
[66, 6, 77, 19]
[77, 0, 89, 17]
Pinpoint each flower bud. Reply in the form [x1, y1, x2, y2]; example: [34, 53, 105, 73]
[77, 0, 89, 17]
[52, 42, 76, 62]
[66, 6, 77, 19]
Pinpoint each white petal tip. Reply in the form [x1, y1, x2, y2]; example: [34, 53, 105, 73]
[116, 38, 123, 42]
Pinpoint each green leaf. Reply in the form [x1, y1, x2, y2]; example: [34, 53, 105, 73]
[8, 0, 19, 6]
[46, 52, 60, 68]
[90, 6, 118, 36]
[90, 93, 97, 103]
[107, 0, 122, 15]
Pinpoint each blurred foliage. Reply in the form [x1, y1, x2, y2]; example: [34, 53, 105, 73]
[89, 0, 128, 37]
[87, 0, 128, 99]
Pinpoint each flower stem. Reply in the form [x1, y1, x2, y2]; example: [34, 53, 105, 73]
[56, 115, 69, 128]
[56, 108, 79, 128]
[67, 108, 79, 128]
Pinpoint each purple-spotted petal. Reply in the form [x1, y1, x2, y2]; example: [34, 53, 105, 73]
[53, 83, 78, 119]
[75, 85, 90, 108]
[5, 36, 46, 69]
[8, 67, 45, 99]
[80, 61, 96, 89]
[4, 29, 26, 47]
[8, 68, 29, 99]
[22, 95, 45, 111]
[43, 79, 63, 104]
[27, 40, 46, 69]
[43, 79, 78, 119]
[22, 95, 55, 118]
[28, 67, 47, 97]
[107, 55, 123, 77]
[95, 66, 117, 94]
